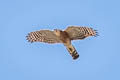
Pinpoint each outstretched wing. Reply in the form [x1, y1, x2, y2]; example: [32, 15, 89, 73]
[26, 30, 62, 44]
[65, 26, 98, 40]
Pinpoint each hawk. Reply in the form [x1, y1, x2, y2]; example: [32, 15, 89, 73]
[26, 26, 98, 60]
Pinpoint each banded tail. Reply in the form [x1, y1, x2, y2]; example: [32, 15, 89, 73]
[65, 44, 79, 60]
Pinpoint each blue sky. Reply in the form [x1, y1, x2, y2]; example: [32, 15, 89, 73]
[0, 0, 120, 80]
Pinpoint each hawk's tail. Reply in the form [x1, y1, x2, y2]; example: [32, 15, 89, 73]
[65, 44, 79, 60]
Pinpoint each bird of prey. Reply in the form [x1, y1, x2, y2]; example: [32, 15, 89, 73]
[26, 26, 98, 60]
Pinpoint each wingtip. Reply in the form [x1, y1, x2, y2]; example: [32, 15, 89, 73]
[26, 33, 33, 43]
[94, 29, 99, 37]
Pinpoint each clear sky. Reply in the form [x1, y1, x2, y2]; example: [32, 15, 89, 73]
[0, 0, 120, 80]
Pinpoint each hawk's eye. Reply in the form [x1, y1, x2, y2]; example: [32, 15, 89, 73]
[54, 29, 58, 32]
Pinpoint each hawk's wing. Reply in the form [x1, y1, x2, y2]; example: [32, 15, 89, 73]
[26, 30, 62, 44]
[65, 26, 98, 40]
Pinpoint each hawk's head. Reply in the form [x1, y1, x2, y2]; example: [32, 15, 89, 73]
[54, 29, 63, 36]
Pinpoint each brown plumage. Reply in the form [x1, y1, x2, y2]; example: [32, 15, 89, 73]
[26, 26, 98, 60]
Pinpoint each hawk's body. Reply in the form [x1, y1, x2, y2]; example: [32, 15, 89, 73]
[26, 26, 98, 60]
